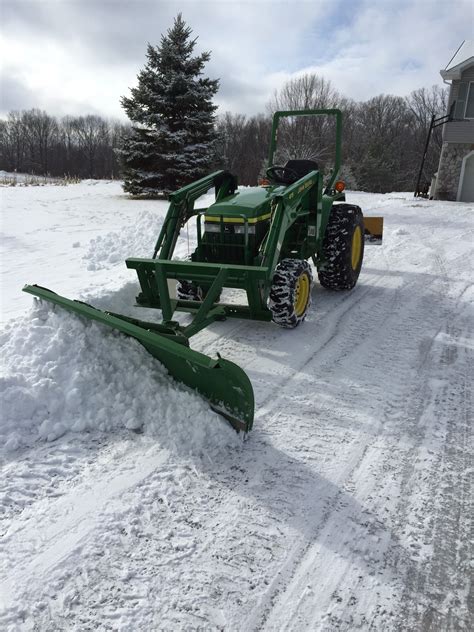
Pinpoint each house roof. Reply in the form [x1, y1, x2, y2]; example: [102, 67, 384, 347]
[440, 40, 474, 80]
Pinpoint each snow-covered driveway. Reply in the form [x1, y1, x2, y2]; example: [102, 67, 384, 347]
[1, 182, 472, 631]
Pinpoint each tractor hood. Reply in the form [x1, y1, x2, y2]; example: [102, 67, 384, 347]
[206, 185, 285, 220]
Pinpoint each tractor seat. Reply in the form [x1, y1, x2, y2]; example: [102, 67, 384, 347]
[284, 159, 319, 179]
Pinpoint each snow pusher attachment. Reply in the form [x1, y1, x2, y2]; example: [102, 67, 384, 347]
[23, 109, 383, 434]
[22, 285, 254, 432]
[363, 216, 384, 244]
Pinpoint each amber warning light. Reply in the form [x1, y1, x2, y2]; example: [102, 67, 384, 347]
[335, 180, 345, 192]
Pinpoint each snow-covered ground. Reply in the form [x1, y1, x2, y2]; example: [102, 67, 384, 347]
[0, 181, 472, 631]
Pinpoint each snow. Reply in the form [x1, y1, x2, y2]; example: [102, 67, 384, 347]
[0, 180, 204, 322]
[0, 299, 236, 455]
[0, 180, 473, 630]
[83, 210, 163, 270]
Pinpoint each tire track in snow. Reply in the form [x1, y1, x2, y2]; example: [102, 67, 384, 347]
[0, 444, 168, 617]
[215, 263, 417, 629]
[387, 241, 473, 631]
[194, 248, 411, 628]
[225, 264, 396, 414]
[243, 237, 471, 629]
[0, 434, 118, 528]
[279, 235, 474, 631]
[247, 304, 415, 626]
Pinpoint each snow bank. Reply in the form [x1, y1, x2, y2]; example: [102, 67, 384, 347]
[82, 192, 215, 272]
[0, 300, 237, 455]
[83, 210, 163, 270]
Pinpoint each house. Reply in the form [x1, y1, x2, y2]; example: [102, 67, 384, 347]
[434, 40, 474, 202]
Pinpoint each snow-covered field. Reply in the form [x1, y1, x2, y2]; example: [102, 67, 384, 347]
[0, 181, 472, 631]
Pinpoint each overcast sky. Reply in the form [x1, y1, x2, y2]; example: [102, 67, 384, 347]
[1, 0, 472, 120]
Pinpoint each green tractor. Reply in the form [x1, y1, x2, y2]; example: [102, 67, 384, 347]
[24, 109, 383, 433]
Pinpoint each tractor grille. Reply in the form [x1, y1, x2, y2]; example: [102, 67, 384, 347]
[201, 220, 269, 265]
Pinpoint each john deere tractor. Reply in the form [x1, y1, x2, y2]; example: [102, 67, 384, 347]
[24, 109, 383, 433]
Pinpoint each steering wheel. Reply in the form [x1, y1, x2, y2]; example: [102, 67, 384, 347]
[265, 166, 300, 185]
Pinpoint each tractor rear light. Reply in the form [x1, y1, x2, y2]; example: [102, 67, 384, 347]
[258, 178, 270, 186]
[335, 180, 345, 192]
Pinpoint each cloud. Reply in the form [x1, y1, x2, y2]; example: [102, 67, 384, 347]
[0, 0, 471, 119]
[0, 74, 38, 112]
[305, 0, 472, 100]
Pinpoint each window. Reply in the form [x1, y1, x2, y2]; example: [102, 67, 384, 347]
[465, 82, 474, 119]
[454, 82, 468, 118]
[454, 82, 474, 119]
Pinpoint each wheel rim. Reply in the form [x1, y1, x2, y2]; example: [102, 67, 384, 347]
[294, 273, 310, 316]
[351, 226, 362, 270]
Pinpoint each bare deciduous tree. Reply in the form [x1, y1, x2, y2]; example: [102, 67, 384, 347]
[405, 85, 448, 184]
[267, 74, 342, 165]
[21, 109, 58, 174]
[0, 110, 130, 179]
[216, 113, 271, 185]
[72, 115, 109, 179]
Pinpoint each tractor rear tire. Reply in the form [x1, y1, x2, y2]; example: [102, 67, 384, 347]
[318, 204, 364, 290]
[177, 280, 204, 302]
[268, 258, 313, 329]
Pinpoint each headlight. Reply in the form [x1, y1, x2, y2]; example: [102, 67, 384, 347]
[204, 223, 255, 234]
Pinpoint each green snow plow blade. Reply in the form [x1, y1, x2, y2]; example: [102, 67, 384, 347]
[22, 285, 254, 433]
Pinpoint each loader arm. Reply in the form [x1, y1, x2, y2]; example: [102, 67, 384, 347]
[260, 171, 319, 287]
[153, 171, 237, 259]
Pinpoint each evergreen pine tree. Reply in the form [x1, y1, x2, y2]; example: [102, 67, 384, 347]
[119, 14, 219, 197]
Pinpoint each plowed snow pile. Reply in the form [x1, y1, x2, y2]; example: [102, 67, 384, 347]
[0, 300, 235, 455]
[83, 210, 163, 270]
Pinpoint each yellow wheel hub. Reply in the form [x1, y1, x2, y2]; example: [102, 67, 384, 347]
[294, 273, 310, 316]
[351, 226, 362, 270]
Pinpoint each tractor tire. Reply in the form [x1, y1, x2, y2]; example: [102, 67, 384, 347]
[177, 280, 221, 303]
[268, 258, 313, 329]
[318, 204, 364, 290]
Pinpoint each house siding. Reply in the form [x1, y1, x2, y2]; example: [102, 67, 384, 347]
[447, 66, 474, 109]
[444, 65, 474, 143]
[444, 121, 474, 142]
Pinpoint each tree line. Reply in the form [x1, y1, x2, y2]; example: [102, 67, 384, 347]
[217, 78, 447, 193]
[0, 110, 130, 179]
[0, 80, 447, 192]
